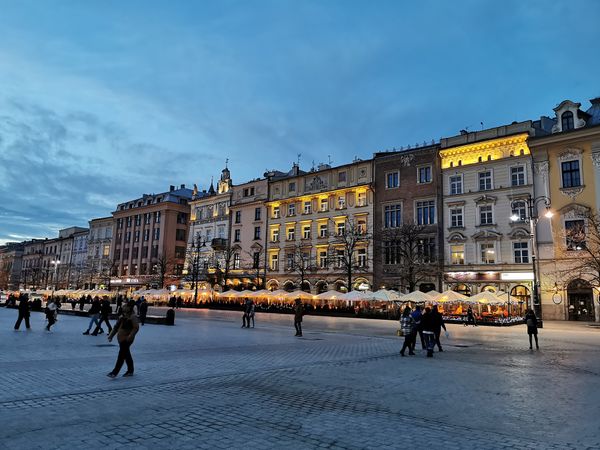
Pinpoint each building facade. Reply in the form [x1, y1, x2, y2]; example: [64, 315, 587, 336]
[440, 123, 538, 308]
[228, 178, 269, 290]
[0, 242, 24, 290]
[21, 239, 45, 289]
[531, 97, 600, 322]
[86, 216, 113, 289]
[111, 185, 192, 289]
[372, 144, 443, 293]
[265, 160, 374, 293]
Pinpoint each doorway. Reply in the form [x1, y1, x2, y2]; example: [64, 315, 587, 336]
[567, 279, 595, 321]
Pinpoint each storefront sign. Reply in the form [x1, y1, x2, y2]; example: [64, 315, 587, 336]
[500, 272, 534, 281]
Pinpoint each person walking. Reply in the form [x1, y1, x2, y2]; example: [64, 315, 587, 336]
[525, 309, 539, 350]
[45, 298, 58, 331]
[431, 305, 447, 352]
[399, 306, 416, 356]
[420, 306, 436, 357]
[138, 297, 148, 326]
[241, 298, 251, 328]
[293, 298, 304, 337]
[83, 297, 103, 335]
[466, 306, 478, 326]
[410, 305, 425, 351]
[14, 294, 31, 330]
[78, 295, 85, 311]
[248, 299, 255, 328]
[107, 301, 140, 378]
[94, 298, 113, 334]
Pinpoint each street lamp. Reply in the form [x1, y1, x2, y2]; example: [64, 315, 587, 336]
[191, 234, 207, 305]
[51, 259, 61, 298]
[510, 195, 553, 323]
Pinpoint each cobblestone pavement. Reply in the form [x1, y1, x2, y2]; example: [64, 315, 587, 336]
[1, 307, 599, 449]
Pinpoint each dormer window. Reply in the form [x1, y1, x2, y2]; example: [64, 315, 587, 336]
[561, 111, 574, 131]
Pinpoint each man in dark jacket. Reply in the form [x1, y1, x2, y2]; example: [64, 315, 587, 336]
[94, 298, 113, 334]
[410, 305, 426, 351]
[14, 294, 31, 330]
[420, 306, 436, 357]
[138, 297, 148, 326]
[431, 305, 447, 352]
[83, 297, 103, 335]
[293, 299, 304, 337]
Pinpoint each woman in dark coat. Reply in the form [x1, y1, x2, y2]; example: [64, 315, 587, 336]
[431, 305, 447, 352]
[107, 301, 140, 377]
[525, 309, 539, 350]
[399, 306, 416, 356]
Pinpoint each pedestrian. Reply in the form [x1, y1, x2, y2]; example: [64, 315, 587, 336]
[248, 299, 255, 328]
[78, 296, 85, 311]
[241, 298, 251, 328]
[466, 306, 478, 326]
[525, 309, 539, 350]
[107, 301, 140, 378]
[399, 306, 416, 356]
[71, 298, 77, 310]
[431, 305, 447, 352]
[135, 297, 142, 316]
[83, 297, 103, 335]
[45, 298, 58, 331]
[94, 298, 113, 334]
[116, 295, 123, 314]
[420, 306, 436, 357]
[293, 298, 304, 337]
[410, 305, 425, 351]
[138, 297, 148, 326]
[14, 294, 31, 330]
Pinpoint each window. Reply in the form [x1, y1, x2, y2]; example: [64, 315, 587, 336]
[338, 171, 347, 182]
[174, 246, 186, 259]
[134, 230, 140, 242]
[154, 211, 161, 223]
[123, 248, 129, 259]
[287, 227, 295, 240]
[450, 175, 462, 195]
[418, 238, 436, 263]
[511, 166, 526, 186]
[235, 211, 241, 224]
[103, 245, 110, 257]
[176, 229, 186, 241]
[177, 213, 187, 224]
[122, 264, 128, 276]
[450, 244, 464, 265]
[117, 218, 123, 229]
[144, 213, 151, 225]
[288, 203, 296, 216]
[319, 251, 328, 268]
[319, 223, 328, 238]
[320, 198, 328, 212]
[386, 171, 399, 189]
[511, 201, 527, 221]
[335, 249, 344, 267]
[384, 204, 402, 228]
[272, 206, 280, 219]
[270, 254, 278, 271]
[243, 187, 255, 197]
[126, 217, 132, 227]
[416, 201, 435, 225]
[357, 191, 367, 207]
[140, 263, 147, 275]
[286, 253, 294, 270]
[234, 229, 241, 242]
[233, 253, 240, 269]
[450, 207, 463, 228]
[153, 228, 160, 240]
[114, 249, 121, 260]
[206, 229, 212, 241]
[151, 245, 159, 258]
[304, 201, 312, 214]
[480, 243, 495, 264]
[253, 226, 261, 240]
[271, 228, 280, 242]
[561, 160, 581, 188]
[357, 219, 366, 234]
[357, 248, 367, 267]
[565, 219, 586, 250]
[252, 252, 260, 268]
[479, 171, 492, 191]
[135, 215, 141, 226]
[337, 195, 346, 209]
[418, 166, 432, 184]
[561, 111, 574, 131]
[142, 246, 148, 258]
[384, 241, 401, 265]
[303, 225, 311, 239]
[479, 205, 493, 225]
[255, 207, 261, 221]
[513, 242, 529, 263]
[336, 222, 345, 236]
[125, 231, 131, 243]
[288, 182, 296, 192]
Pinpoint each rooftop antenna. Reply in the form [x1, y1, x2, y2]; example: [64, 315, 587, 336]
[297, 153, 301, 166]
[480, 121, 484, 130]
[225, 157, 229, 168]
[328, 155, 332, 165]
[312, 160, 315, 170]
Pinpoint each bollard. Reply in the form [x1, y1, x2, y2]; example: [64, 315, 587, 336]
[166, 308, 175, 326]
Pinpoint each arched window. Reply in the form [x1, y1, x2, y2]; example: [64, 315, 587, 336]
[510, 285, 530, 315]
[478, 156, 482, 163]
[481, 285, 497, 293]
[561, 111, 574, 131]
[487, 155, 492, 161]
[453, 283, 471, 296]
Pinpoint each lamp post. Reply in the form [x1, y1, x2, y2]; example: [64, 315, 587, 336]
[191, 234, 207, 305]
[510, 195, 553, 323]
[51, 259, 61, 299]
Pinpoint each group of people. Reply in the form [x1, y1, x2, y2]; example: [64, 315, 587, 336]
[399, 305, 447, 357]
[240, 297, 304, 337]
[241, 298, 256, 328]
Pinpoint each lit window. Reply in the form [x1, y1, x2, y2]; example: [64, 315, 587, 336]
[320, 198, 328, 212]
[304, 201, 312, 214]
[450, 244, 464, 265]
[480, 243, 495, 264]
[272, 206, 280, 219]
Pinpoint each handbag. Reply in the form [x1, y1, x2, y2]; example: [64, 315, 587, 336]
[526, 318, 535, 327]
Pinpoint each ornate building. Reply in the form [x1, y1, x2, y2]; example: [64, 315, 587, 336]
[86, 216, 113, 289]
[265, 160, 374, 293]
[531, 97, 600, 322]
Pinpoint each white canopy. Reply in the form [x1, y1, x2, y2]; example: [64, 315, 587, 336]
[470, 291, 504, 305]
[341, 290, 375, 302]
[314, 291, 345, 300]
[432, 290, 468, 303]
[282, 290, 315, 300]
[371, 289, 403, 302]
[399, 291, 431, 303]
[425, 290, 441, 298]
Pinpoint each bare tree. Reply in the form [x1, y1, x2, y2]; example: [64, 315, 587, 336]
[283, 242, 318, 291]
[329, 218, 372, 292]
[558, 211, 600, 288]
[152, 254, 173, 289]
[186, 234, 206, 303]
[377, 223, 440, 293]
[243, 246, 265, 290]
[0, 261, 10, 290]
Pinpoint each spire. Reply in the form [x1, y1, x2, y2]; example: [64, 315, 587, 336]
[208, 177, 215, 195]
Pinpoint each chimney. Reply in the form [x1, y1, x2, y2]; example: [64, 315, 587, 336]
[180, 184, 185, 189]
[169, 185, 175, 192]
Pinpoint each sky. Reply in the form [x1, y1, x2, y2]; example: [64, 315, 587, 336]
[1, 0, 599, 244]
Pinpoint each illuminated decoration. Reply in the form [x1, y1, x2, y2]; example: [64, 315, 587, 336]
[440, 133, 530, 169]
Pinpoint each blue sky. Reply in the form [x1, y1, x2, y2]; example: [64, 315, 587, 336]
[1, 0, 599, 244]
